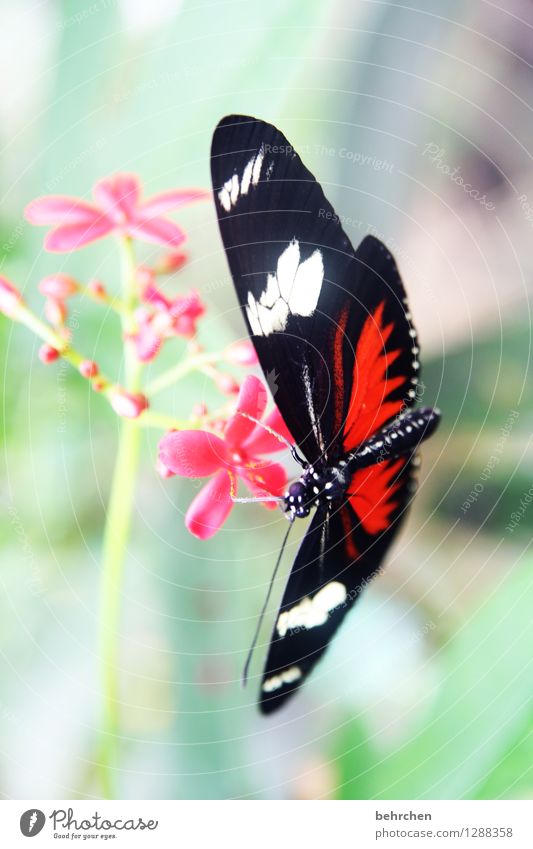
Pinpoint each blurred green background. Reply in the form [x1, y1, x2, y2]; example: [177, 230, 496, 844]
[1, 0, 532, 800]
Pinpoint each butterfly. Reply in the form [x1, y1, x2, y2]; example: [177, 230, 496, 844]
[210, 115, 440, 714]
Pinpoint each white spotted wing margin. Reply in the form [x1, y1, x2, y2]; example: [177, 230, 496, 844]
[259, 457, 416, 715]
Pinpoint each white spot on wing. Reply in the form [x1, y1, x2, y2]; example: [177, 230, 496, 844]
[252, 144, 265, 185]
[217, 144, 266, 212]
[245, 239, 323, 336]
[276, 581, 347, 638]
[262, 665, 302, 693]
[240, 156, 254, 195]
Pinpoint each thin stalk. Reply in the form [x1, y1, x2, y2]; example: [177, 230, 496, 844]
[97, 236, 142, 798]
[145, 351, 218, 396]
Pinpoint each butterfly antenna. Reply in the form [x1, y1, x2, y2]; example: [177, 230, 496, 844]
[235, 411, 306, 467]
[242, 518, 294, 687]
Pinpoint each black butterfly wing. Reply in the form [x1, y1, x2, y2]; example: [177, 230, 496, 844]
[260, 455, 416, 714]
[211, 115, 421, 463]
[211, 114, 356, 463]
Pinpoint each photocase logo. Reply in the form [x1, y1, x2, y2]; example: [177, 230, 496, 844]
[266, 368, 279, 397]
[20, 809, 46, 837]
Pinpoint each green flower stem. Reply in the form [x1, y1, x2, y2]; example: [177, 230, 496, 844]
[145, 351, 219, 396]
[139, 410, 192, 431]
[97, 416, 141, 798]
[97, 236, 143, 798]
[80, 285, 126, 315]
[16, 304, 120, 393]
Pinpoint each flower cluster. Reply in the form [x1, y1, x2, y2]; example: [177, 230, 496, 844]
[0, 171, 293, 538]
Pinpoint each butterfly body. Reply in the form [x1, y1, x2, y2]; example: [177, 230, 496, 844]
[283, 406, 439, 520]
[210, 114, 441, 713]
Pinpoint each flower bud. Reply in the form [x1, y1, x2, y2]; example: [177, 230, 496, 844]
[137, 265, 156, 291]
[92, 377, 107, 392]
[79, 359, 99, 379]
[225, 340, 258, 366]
[0, 276, 24, 318]
[38, 344, 60, 364]
[110, 389, 149, 419]
[192, 403, 208, 419]
[44, 297, 67, 325]
[215, 373, 240, 395]
[39, 273, 78, 299]
[155, 251, 187, 274]
[88, 279, 107, 300]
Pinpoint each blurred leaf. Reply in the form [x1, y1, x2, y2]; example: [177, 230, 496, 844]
[369, 562, 533, 798]
[475, 711, 533, 799]
[331, 713, 379, 800]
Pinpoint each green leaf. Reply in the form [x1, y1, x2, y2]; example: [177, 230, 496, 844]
[371, 562, 533, 799]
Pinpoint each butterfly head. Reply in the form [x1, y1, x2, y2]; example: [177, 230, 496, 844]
[283, 463, 351, 519]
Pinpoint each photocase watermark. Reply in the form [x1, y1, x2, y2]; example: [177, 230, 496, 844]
[506, 483, 533, 533]
[19, 806, 158, 838]
[422, 143, 495, 211]
[405, 619, 436, 647]
[517, 194, 533, 229]
[57, 310, 80, 433]
[56, 0, 117, 32]
[7, 504, 44, 597]
[45, 138, 106, 192]
[461, 409, 519, 514]
[263, 142, 394, 172]
[1, 221, 26, 257]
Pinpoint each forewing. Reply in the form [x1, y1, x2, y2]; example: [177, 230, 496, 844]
[259, 455, 415, 714]
[211, 116, 421, 462]
[211, 114, 357, 462]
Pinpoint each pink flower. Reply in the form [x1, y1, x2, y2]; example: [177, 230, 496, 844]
[166, 291, 205, 338]
[25, 174, 210, 252]
[110, 389, 149, 419]
[158, 375, 293, 540]
[142, 282, 205, 339]
[0, 276, 24, 318]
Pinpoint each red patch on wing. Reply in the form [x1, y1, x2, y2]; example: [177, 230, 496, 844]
[348, 458, 404, 535]
[339, 505, 358, 559]
[331, 303, 350, 440]
[343, 301, 405, 450]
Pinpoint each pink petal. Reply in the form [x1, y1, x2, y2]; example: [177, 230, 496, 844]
[242, 407, 294, 455]
[140, 188, 210, 217]
[44, 217, 114, 252]
[93, 174, 140, 222]
[241, 460, 288, 509]
[158, 430, 228, 477]
[224, 375, 268, 447]
[25, 196, 100, 225]
[186, 470, 233, 539]
[126, 215, 186, 248]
